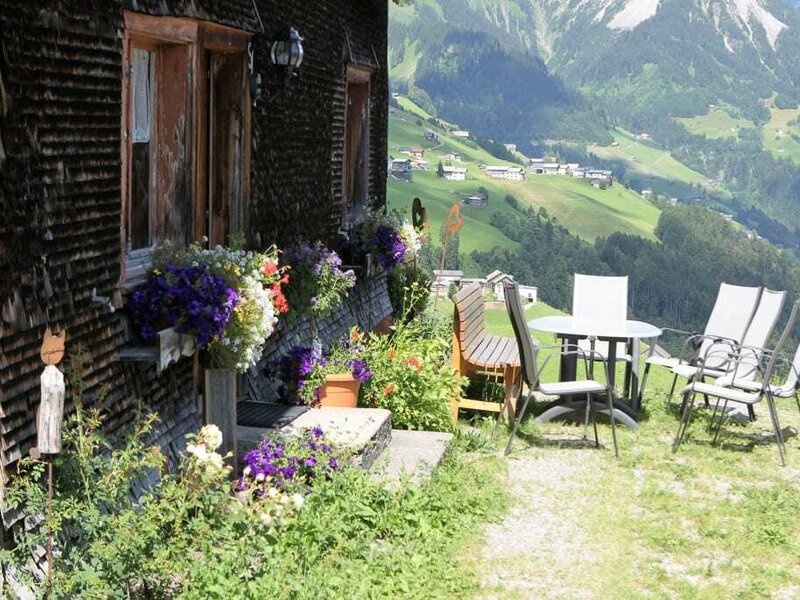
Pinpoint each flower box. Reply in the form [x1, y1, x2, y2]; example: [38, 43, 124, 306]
[117, 327, 196, 374]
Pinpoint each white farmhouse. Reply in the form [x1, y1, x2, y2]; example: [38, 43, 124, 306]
[485, 166, 509, 179]
[506, 167, 525, 181]
[442, 166, 467, 181]
[452, 130, 470, 138]
[485, 270, 537, 304]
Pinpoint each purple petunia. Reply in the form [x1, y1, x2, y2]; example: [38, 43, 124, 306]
[127, 264, 238, 347]
[349, 358, 372, 382]
[372, 224, 407, 271]
[238, 428, 340, 493]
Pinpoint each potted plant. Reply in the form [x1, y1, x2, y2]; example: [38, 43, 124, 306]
[281, 240, 356, 324]
[343, 209, 410, 273]
[127, 237, 290, 457]
[277, 328, 372, 408]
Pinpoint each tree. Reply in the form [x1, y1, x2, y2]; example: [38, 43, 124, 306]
[437, 161, 445, 178]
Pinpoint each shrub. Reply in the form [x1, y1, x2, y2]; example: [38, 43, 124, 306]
[361, 293, 464, 431]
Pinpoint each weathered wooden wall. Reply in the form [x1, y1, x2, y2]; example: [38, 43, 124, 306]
[0, 0, 388, 530]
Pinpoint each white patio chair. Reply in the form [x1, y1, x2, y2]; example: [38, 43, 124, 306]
[639, 282, 761, 400]
[503, 282, 619, 457]
[672, 300, 800, 466]
[671, 288, 784, 422]
[714, 346, 800, 426]
[572, 274, 630, 364]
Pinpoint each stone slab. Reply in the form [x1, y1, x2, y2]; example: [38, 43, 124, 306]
[372, 429, 453, 484]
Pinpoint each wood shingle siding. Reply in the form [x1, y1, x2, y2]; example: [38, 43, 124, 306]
[0, 0, 389, 532]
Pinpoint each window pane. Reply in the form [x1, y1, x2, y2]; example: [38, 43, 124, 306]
[130, 49, 153, 250]
[131, 50, 152, 143]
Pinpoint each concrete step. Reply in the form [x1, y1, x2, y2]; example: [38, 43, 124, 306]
[238, 406, 392, 470]
[371, 429, 453, 484]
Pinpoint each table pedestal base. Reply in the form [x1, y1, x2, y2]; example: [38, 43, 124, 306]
[535, 399, 639, 431]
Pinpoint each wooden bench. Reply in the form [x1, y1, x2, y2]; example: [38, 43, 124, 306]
[451, 283, 521, 416]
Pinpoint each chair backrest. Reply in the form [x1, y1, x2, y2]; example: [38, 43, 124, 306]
[761, 300, 800, 392]
[504, 282, 539, 387]
[572, 274, 628, 324]
[698, 282, 761, 369]
[734, 289, 786, 380]
[452, 283, 486, 354]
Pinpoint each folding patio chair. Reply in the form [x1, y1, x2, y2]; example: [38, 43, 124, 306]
[671, 288, 785, 418]
[572, 274, 630, 364]
[672, 300, 800, 466]
[503, 282, 619, 457]
[715, 341, 800, 419]
[639, 282, 761, 400]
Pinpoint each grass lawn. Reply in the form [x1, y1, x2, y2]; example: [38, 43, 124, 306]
[449, 306, 800, 598]
[762, 106, 800, 165]
[504, 175, 660, 241]
[676, 109, 755, 140]
[589, 129, 711, 188]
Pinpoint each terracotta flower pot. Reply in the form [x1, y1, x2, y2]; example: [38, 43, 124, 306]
[319, 373, 360, 408]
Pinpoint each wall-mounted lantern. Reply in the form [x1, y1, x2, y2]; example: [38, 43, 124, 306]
[251, 28, 305, 105]
[271, 27, 304, 81]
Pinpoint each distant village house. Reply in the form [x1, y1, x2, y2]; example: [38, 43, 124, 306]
[486, 166, 526, 181]
[452, 130, 470, 138]
[390, 158, 413, 181]
[443, 166, 467, 181]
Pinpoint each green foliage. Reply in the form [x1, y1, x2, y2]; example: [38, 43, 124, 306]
[0, 353, 503, 598]
[362, 291, 464, 431]
[387, 261, 433, 320]
[1, 381, 506, 598]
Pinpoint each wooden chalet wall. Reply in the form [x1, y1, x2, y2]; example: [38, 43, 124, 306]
[0, 0, 389, 529]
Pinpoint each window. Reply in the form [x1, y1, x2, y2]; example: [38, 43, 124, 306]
[121, 13, 251, 283]
[342, 66, 372, 213]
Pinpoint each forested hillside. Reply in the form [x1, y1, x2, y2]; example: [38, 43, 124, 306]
[389, 2, 611, 145]
[473, 203, 800, 341]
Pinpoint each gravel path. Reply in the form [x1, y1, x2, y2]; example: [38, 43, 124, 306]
[477, 448, 612, 599]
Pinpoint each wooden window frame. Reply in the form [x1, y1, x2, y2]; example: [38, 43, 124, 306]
[342, 65, 373, 222]
[120, 11, 251, 286]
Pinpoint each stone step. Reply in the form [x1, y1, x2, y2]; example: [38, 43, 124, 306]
[238, 406, 392, 470]
[370, 429, 453, 484]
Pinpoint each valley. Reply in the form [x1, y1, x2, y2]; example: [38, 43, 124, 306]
[386, 102, 661, 277]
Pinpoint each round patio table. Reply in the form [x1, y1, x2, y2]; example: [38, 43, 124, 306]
[528, 316, 662, 430]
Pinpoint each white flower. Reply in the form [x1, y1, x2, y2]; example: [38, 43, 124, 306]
[291, 493, 305, 509]
[186, 443, 209, 462]
[266, 487, 280, 500]
[198, 424, 223, 450]
[208, 452, 224, 469]
[243, 466, 252, 477]
[255, 473, 266, 482]
[260, 512, 274, 527]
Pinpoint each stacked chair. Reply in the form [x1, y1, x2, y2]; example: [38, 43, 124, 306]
[673, 300, 800, 466]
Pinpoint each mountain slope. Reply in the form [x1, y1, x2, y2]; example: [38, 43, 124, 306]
[536, 0, 800, 128]
[389, 1, 612, 145]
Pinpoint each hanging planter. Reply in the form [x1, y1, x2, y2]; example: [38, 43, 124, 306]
[318, 373, 360, 408]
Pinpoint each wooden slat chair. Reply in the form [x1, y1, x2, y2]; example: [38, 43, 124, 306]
[452, 283, 521, 416]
